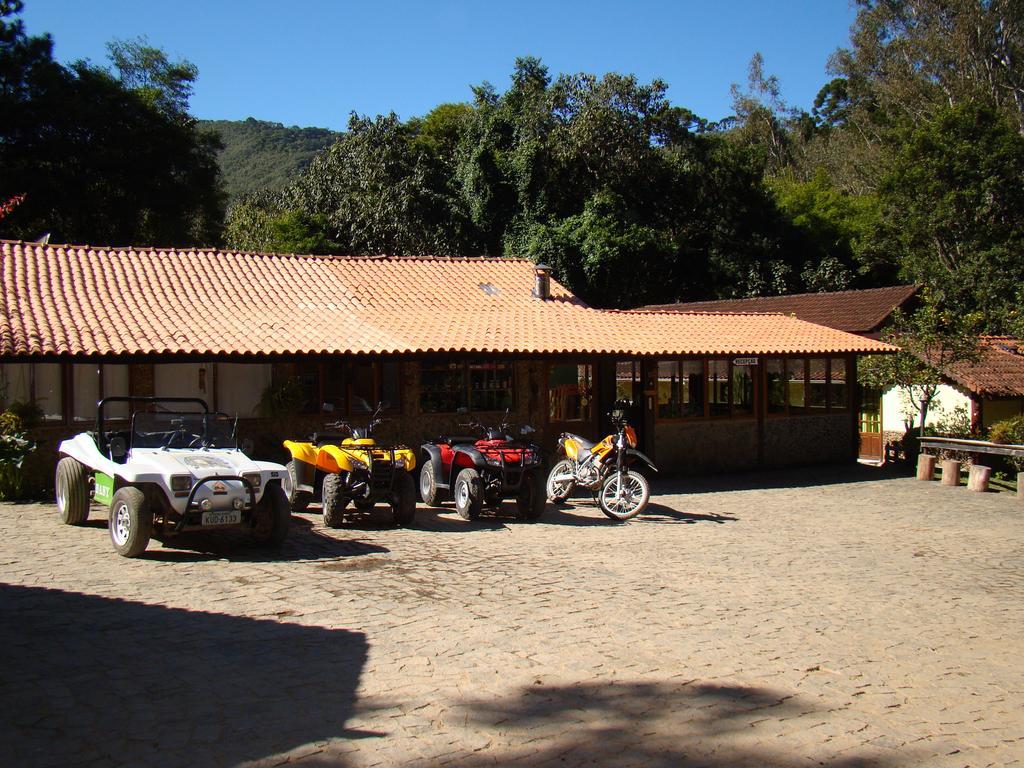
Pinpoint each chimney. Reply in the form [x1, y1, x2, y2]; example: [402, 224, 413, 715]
[532, 263, 551, 300]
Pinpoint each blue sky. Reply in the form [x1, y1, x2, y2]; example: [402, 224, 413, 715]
[23, 1, 857, 130]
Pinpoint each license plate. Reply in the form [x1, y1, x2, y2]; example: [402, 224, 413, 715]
[201, 510, 240, 526]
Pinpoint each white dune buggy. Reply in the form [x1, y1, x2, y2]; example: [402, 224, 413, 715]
[56, 397, 292, 557]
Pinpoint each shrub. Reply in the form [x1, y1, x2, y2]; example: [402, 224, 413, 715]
[0, 409, 37, 500]
[989, 414, 1024, 471]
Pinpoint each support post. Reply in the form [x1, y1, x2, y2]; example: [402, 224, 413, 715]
[916, 453, 936, 481]
[1018, 472, 1024, 502]
[940, 460, 961, 487]
[968, 465, 991, 493]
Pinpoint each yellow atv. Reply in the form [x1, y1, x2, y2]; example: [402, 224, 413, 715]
[283, 402, 417, 528]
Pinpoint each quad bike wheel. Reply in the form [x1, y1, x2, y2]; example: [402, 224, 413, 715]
[55, 456, 90, 525]
[286, 460, 312, 513]
[418, 459, 440, 506]
[321, 473, 349, 529]
[454, 468, 482, 521]
[108, 487, 152, 558]
[391, 472, 417, 527]
[545, 459, 575, 503]
[598, 470, 651, 522]
[515, 469, 546, 521]
[252, 484, 291, 546]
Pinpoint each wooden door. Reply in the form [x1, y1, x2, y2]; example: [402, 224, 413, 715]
[859, 387, 883, 461]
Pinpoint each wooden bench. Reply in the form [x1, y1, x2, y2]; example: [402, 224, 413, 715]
[917, 437, 1024, 497]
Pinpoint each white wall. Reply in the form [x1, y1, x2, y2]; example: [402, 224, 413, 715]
[152, 362, 271, 417]
[882, 384, 972, 432]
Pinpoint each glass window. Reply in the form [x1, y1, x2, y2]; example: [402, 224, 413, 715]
[788, 359, 806, 410]
[420, 358, 465, 413]
[829, 357, 848, 410]
[316, 359, 346, 415]
[34, 364, 63, 422]
[349, 360, 376, 414]
[103, 365, 130, 420]
[681, 360, 704, 417]
[72, 364, 100, 422]
[807, 358, 828, 409]
[217, 363, 272, 418]
[731, 362, 754, 417]
[549, 363, 593, 422]
[0, 364, 31, 409]
[708, 359, 730, 417]
[381, 361, 401, 412]
[469, 361, 514, 412]
[615, 361, 639, 405]
[657, 360, 681, 419]
[766, 359, 786, 414]
[154, 362, 211, 403]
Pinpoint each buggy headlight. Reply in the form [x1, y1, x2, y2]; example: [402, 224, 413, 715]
[242, 472, 262, 490]
[170, 474, 191, 497]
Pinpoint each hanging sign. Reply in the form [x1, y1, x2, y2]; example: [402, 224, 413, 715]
[732, 357, 759, 366]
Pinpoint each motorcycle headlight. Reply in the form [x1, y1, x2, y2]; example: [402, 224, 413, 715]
[242, 472, 262, 490]
[170, 474, 191, 497]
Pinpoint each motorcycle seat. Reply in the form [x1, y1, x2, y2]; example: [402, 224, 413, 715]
[565, 433, 597, 452]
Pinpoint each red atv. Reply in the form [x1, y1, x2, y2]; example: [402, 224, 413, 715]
[419, 413, 545, 521]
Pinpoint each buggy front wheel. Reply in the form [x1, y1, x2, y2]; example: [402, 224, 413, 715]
[252, 484, 291, 546]
[108, 487, 152, 557]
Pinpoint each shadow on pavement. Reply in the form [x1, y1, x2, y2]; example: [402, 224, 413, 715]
[654, 461, 912, 496]
[140, 514, 391, 563]
[0, 584, 372, 767]
[443, 679, 902, 767]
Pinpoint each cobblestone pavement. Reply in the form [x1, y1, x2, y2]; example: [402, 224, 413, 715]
[2, 464, 1023, 767]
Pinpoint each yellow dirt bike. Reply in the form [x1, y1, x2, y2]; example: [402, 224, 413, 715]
[283, 402, 417, 528]
[545, 399, 657, 521]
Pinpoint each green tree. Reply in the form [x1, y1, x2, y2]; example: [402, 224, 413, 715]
[876, 103, 1024, 332]
[0, 1, 224, 245]
[106, 36, 197, 119]
[860, 297, 980, 436]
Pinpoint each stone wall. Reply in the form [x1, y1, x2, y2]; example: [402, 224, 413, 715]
[654, 412, 855, 476]
[655, 419, 760, 475]
[763, 413, 855, 467]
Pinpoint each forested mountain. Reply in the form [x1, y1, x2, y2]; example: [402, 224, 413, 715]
[199, 118, 338, 201]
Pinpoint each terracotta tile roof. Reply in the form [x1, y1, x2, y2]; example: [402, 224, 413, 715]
[943, 337, 1024, 397]
[0, 241, 894, 358]
[641, 284, 920, 335]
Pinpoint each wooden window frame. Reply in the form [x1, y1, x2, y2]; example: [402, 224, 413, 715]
[419, 358, 515, 415]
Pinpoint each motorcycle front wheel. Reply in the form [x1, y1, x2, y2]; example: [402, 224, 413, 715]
[598, 470, 650, 521]
[545, 459, 576, 502]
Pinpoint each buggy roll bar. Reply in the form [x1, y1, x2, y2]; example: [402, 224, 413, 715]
[97, 396, 210, 450]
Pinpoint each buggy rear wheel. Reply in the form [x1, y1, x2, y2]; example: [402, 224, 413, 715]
[515, 470, 546, 521]
[321, 473, 349, 529]
[454, 468, 482, 521]
[391, 472, 416, 527]
[55, 457, 90, 525]
[108, 487, 152, 557]
[252, 484, 291, 546]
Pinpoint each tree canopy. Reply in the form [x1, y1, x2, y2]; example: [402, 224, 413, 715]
[0, 1, 224, 246]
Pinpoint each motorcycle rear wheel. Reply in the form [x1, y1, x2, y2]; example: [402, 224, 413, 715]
[598, 470, 650, 521]
[545, 459, 575, 503]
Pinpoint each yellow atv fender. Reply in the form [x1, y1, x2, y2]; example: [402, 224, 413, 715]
[317, 444, 371, 474]
[283, 440, 319, 467]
